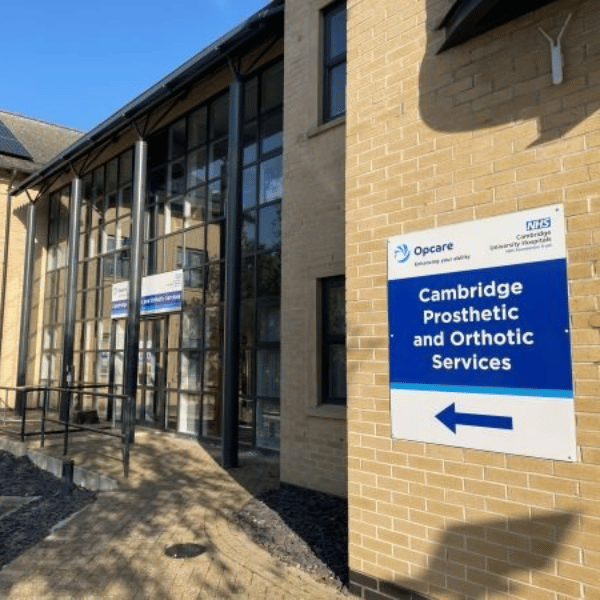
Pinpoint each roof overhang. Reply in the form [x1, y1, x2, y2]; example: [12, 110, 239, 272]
[12, 0, 284, 198]
[437, 0, 560, 52]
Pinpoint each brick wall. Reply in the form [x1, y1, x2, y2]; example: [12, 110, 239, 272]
[346, 0, 600, 597]
[280, 0, 348, 496]
[0, 176, 34, 404]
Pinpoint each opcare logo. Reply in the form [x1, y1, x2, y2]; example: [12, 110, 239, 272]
[394, 244, 411, 263]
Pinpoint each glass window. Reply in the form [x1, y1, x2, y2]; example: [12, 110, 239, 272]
[258, 305, 280, 343]
[323, 1, 346, 122]
[177, 247, 206, 289]
[168, 159, 186, 197]
[210, 94, 229, 140]
[261, 111, 283, 155]
[261, 62, 283, 113]
[244, 78, 258, 123]
[106, 158, 118, 193]
[259, 156, 282, 205]
[119, 150, 133, 185]
[187, 147, 207, 188]
[242, 166, 257, 209]
[258, 204, 281, 253]
[321, 276, 346, 404]
[169, 118, 186, 160]
[188, 106, 207, 150]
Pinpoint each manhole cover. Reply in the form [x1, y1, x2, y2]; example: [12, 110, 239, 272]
[164, 543, 206, 558]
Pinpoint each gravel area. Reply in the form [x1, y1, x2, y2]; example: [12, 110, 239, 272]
[237, 483, 349, 593]
[0, 451, 95, 569]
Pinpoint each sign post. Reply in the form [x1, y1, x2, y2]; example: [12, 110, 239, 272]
[387, 205, 576, 461]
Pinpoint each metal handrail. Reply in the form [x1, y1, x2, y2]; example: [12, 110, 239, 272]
[0, 384, 131, 478]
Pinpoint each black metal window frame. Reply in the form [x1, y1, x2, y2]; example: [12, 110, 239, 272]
[321, 275, 346, 405]
[322, 0, 347, 123]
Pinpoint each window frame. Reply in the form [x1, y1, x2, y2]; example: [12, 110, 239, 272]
[322, 0, 347, 123]
[321, 275, 346, 405]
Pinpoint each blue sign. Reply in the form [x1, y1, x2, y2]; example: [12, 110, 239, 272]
[111, 270, 184, 319]
[388, 259, 573, 398]
[387, 205, 577, 461]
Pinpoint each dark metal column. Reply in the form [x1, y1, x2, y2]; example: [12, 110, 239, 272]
[59, 177, 83, 421]
[123, 139, 147, 443]
[15, 202, 36, 415]
[222, 73, 244, 469]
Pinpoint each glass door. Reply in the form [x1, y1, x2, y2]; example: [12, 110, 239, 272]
[137, 317, 168, 428]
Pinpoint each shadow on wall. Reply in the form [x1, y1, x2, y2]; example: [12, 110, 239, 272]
[352, 511, 578, 599]
[419, 0, 596, 146]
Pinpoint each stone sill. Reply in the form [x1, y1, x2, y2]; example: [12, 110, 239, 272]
[307, 115, 346, 139]
[306, 404, 346, 421]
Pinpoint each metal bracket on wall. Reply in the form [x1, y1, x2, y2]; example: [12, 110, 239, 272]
[539, 13, 572, 86]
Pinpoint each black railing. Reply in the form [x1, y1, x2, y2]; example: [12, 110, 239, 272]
[0, 384, 131, 478]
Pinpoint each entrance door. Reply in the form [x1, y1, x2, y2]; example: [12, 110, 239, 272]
[137, 317, 168, 428]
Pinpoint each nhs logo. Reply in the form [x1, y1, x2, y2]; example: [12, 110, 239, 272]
[526, 217, 551, 231]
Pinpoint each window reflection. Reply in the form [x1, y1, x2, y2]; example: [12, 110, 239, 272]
[41, 61, 283, 449]
[260, 156, 282, 204]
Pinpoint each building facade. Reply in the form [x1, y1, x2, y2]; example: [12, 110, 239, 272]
[11, 0, 349, 496]
[0, 111, 81, 405]
[346, 0, 600, 598]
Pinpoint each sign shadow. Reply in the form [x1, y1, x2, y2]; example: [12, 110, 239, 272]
[358, 511, 578, 599]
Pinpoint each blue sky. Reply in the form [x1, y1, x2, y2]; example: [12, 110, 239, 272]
[3, 0, 271, 132]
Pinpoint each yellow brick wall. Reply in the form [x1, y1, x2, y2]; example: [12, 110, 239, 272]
[346, 0, 600, 597]
[280, 0, 348, 496]
[0, 176, 36, 409]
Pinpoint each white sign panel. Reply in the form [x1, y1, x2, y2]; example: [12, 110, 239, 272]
[387, 204, 577, 461]
[111, 269, 184, 319]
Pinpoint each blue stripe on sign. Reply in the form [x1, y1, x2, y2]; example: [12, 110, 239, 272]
[390, 382, 572, 398]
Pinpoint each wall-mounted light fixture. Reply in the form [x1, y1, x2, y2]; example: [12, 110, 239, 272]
[539, 13, 572, 85]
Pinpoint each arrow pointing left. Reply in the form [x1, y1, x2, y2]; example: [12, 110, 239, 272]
[436, 403, 514, 434]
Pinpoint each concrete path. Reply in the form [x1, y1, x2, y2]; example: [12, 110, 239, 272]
[0, 429, 348, 600]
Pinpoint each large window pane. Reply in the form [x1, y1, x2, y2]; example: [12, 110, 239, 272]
[119, 150, 133, 185]
[328, 64, 347, 121]
[325, 3, 346, 60]
[243, 167, 257, 209]
[258, 204, 281, 253]
[323, 1, 346, 122]
[261, 62, 283, 113]
[261, 111, 283, 155]
[256, 252, 281, 296]
[204, 353, 221, 391]
[244, 78, 258, 123]
[148, 129, 168, 169]
[243, 210, 257, 252]
[169, 118, 186, 160]
[259, 156, 282, 204]
[258, 305, 280, 343]
[209, 139, 228, 181]
[210, 94, 229, 140]
[187, 147, 207, 188]
[188, 106, 207, 150]
[185, 187, 206, 227]
[168, 159, 186, 197]
[243, 123, 258, 165]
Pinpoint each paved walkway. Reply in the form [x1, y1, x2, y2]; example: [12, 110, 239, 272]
[0, 429, 348, 600]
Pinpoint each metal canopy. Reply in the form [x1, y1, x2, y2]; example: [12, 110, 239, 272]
[437, 0, 559, 52]
[11, 0, 283, 197]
